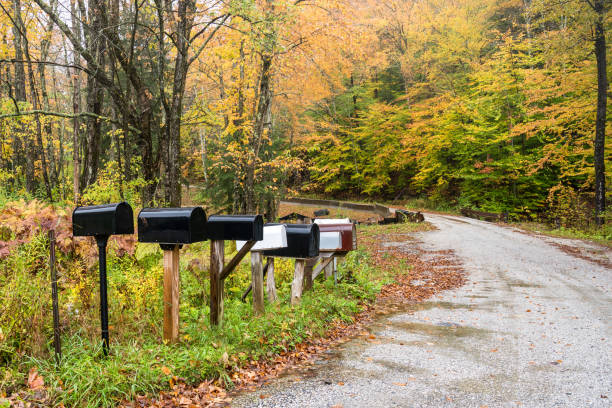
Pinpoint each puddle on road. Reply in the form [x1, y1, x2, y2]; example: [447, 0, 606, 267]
[508, 280, 543, 288]
[402, 301, 474, 312]
[388, 321, 491, 339]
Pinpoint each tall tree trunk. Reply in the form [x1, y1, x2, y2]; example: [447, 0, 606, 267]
[39, 0, 59, 189]
[593, 0, 607, 225]
[12, 0, 35, 194]
[23, 31, 53, 200]
[70, 0, 82, 203]
[164, 0, 196, 206]
[199, 128, 208, 183]
[80, 0, 106, 189]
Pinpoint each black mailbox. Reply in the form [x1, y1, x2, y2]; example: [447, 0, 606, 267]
[72, 202, 134, 236]
[264, 223, 319, 259]
[72, 202, 134, 356]
[138, 207, 207, 246]
[206, 214, 264, 241]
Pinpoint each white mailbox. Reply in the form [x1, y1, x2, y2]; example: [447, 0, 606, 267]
[319, 231, 342, 252]
[314, 218, 351, 225]
[237, 224, 287, 252]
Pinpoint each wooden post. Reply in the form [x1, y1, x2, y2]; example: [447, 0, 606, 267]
[291, 259, 305, 306]
[303, 257, 316, 291]
[220, 240, 257, 280]
[266, 257, 278, 303]
[324, 258, 334, 279]
[163, 245, 180, 343]
[333, 256, 342, 285]
[312, 256, 334, 280]
[251, 252, 265, 315]
[210, 240, 224, 326]
[241, 260, 270, 302]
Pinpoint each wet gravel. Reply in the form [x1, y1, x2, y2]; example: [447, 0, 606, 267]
[231, 214, 612, 408]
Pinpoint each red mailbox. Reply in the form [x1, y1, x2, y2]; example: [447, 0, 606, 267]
[317, 223, 356, 253]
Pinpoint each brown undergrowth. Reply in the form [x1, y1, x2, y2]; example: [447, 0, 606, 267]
[124, 225, 465, 408]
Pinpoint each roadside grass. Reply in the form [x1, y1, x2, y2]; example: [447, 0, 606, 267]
[514, 222, 612, 247]
[1, 222, 416, 407]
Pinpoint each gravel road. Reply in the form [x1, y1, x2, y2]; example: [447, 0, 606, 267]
[231, 213, 612, 408]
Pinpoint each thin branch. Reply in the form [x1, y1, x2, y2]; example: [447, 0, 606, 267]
[0, 59, 90, 74]
[188, 14, 230, 66]
[0, 110, 141, 133]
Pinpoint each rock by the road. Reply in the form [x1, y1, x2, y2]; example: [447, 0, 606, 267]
[231, 214, 611, 408]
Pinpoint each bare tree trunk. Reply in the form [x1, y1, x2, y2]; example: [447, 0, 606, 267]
[39, 0, 59, 190]
[80, 0, 106, 189]
[70, 0, 82, 202]
[164, 0, 197, 207]
[593, 0, 607, 225]
[12, 0, 35, 194]
[23, 33, 53, 200]
[199, 127, 208, 183]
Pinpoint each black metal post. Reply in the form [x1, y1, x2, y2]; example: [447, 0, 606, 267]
[49, 230, 61, 364]
[95, 235, 110, 356]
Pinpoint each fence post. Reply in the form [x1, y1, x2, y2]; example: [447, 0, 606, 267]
[49, 230, 61, 364]
[210, 240, 224, 326]
[291, 260, 305, 305]
[251, 252, 264, 315]
[162, 245, 180, 343]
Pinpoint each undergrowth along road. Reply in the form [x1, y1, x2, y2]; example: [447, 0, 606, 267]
[4, 221, 459, 408]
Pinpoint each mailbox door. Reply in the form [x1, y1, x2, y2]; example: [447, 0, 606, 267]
[319, 231, 342, 251]
[237, 224, 287, 251]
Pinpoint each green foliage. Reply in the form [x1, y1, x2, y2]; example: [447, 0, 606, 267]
[80, 159, 150, 207]
[299, 0, 611, 227]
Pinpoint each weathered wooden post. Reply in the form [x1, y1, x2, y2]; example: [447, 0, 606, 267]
[138, 207, 207, 343]
[162, 244, 180, 342]
[237, 224, 286, 313]
[207, 215, 263, 324]
[251, 252, 265, 314]
[292, 260, 305, 305]
[210, 239, 225, 326]
[324, 260, 333, 279]
[303, 258, 317, 292]
[266, 257, 278, 302]
[72, 202, 134, 355]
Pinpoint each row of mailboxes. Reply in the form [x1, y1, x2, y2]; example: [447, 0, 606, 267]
[72, 202, 358, 351]
[73, 203, 356, 255]
[74, 204, 265, 244]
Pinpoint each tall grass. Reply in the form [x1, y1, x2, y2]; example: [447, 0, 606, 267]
[1, 221, 394, 407]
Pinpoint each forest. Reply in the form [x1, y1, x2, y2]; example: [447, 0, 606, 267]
[0, 0, 610, 405]
[0, 0, 609, 226]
